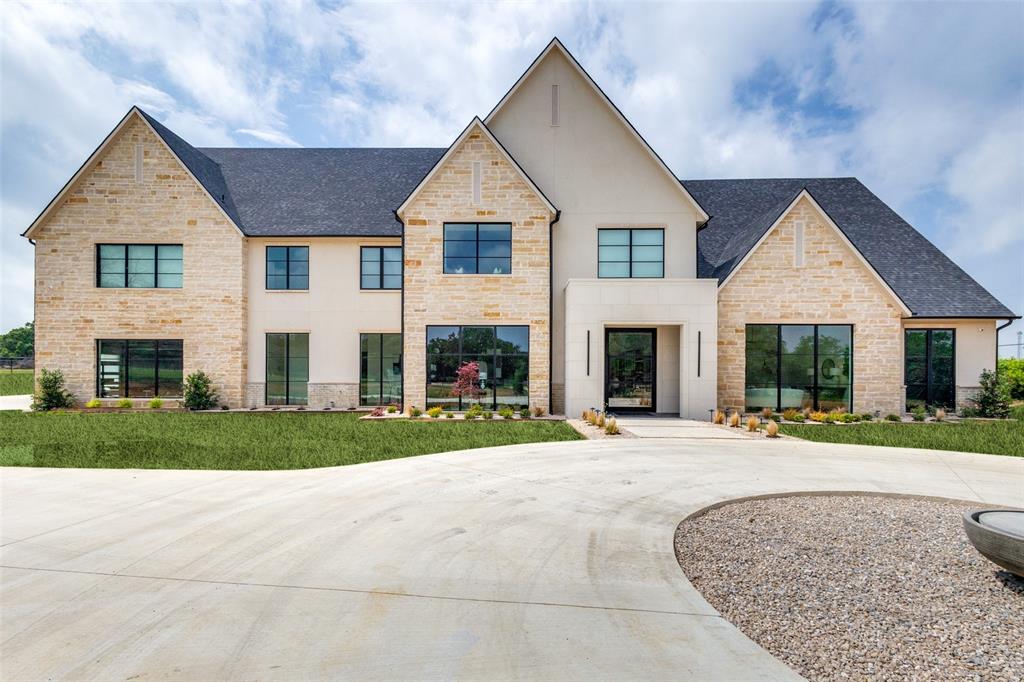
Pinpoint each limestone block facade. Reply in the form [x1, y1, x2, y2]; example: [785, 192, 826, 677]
[401, 126, 554, 411]
[30, 114, 248, 406]
[717, 197, 905, 415]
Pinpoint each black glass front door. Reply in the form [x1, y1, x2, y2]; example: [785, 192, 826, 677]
[605, 329, 656, 412]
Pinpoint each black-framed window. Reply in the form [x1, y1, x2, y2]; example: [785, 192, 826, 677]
[97, 339, 183, 398]
[266, 246, 309, 290]
[744, 324, 853, 412]
[443, 223, 512, 274]
[266, 333, 309, 405]
[360, 247, 402, 289]
[97, 244, 182, 288]
[360, 333, 402, 405]
[905, 329, 955, 411]
[426, 325, 529, 409]
[598, 228, 664, 278]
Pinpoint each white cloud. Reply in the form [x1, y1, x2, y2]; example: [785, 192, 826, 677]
[236, 128, 301, 147]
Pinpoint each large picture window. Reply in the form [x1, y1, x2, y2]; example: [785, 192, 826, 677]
[360, 247, 402, 289]
[266, 246, 309, 290]
[905, 329, 955, 411]
[97, 339, 183, 398]
[426, 325, 529, 409]
[598, 228, 664, 278]
[745, 324, 852, 412]
[266, 333, 309, 405]
[360, 333, 402, 405]
[443, 223, 512, 274]
[97, 244, 183, 288]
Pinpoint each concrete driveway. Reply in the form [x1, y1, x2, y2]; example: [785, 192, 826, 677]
[2, 439, 1021, 680]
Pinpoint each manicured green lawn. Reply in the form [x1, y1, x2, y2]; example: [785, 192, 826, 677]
[780, 420, 1024, 457]
[0, 412, 582, 470]
[0, 370, 33, 396]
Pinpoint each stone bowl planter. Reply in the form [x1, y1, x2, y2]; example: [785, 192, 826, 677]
[963, 509, 1024, 577]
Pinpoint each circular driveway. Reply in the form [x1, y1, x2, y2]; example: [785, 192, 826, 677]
[2, 438, 1021, 680]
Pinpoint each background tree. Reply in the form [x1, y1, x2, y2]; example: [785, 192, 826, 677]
[451, 361, 484, 404]
[0, 322, 34, 358]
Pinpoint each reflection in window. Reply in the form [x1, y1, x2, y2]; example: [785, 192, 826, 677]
[97, 244, 183, 288]
[266, 246, 309, 290]
[744, 324, 852, 412]
[598, 229, 664, 278]
[443, 223, 512, 274]
[360, 247, 402, 289]
[905, 329, 955, 411]
[96, 339, 183, 398]
[266, 333, 309, 405]
[360, 333, 402, 405]
[426, 325, 529, 409]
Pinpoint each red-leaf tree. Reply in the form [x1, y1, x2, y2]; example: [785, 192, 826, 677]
[451, 361, 484, 403]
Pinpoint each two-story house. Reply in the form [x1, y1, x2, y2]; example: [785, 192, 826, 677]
[22, 39, 1018, 418]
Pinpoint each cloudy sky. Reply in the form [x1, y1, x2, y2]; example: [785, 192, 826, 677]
[1, 0, 1022, 352]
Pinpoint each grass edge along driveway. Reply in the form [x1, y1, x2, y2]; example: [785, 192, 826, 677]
[0, 411, 582, 470]
[780, 420, 1024, 458]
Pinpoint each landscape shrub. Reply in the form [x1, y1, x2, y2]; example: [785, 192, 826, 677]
[885, 413, 901, 422]
[597, 412, 606, 428]
[911, 406, 926, 422]
[30, 368, 74, 412]
[445, 412, 455, 419]
[997, 358, 1024, 400]
[973, 369, 1010, 419]
[782, 408, 799, 421]
[532, 406, 545, 418]
[408, 406, 422, 418]
[498, 407, 514, 419]
[934, 407, 946, 422]
[148, 398, 164, 409]
[427, 406, 443, 418]
[451, 361, 484, 404]
[467, 404, 484, 419]
[85, 398, 101, 409]
[761, 407, 773, 419]
[765, 420, 779, 438]
[182, 371, 218, 411]
[861, 413, 875, 421]
[790, 413, 805, 422]
[745, 416, 759, 432]
[519, 408, 530, 419]
[712, 410, 725, 424]
[370, 406, 385, 417]
[116, 398, 132, 409]
[604, 417, 619, 435]
[482, 411, 494, 420]
[959, 406, 980, 418]
[809, 411, 827, 423]
[728, 411, 741, 428]
[386, 405, 398, 414]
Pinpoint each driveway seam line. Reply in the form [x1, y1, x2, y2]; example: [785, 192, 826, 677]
[0, 564, 721, 619]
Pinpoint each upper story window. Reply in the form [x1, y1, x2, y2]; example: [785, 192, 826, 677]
[360, 246, 402, 290]
[266, 246, 308, 290]
[443, 223, 512, 275]
[97, 244, 182, 288]
[598, 228, 664, 278]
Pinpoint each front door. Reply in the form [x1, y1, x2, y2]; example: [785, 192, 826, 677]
[605, 329, 656, 413]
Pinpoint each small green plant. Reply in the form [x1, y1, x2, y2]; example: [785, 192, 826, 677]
[409, 406, 422, 418]
[444, 412, 454, 419]
[861, 413, 875, 422]
[519, 407, 530, 419]
[148, 398, 164, 409]
[182, 370, 219, 411]
[768, 414, 781, 422]
[532, 406, 545, 418]
[84, 398, 101, 409]
[823, 413, 837, 424]
[498, 407, 514, 419]
[466, 404, 484, 419]
[386, 405, 398, 414]
[30, 368, 75, 411]
[782, 408, 799, 421]
[116, 398, 133, 409]
[482, 410, 494, 420]
[886, 413, 901, 422]
[605, 417, 620, 435]
[911, 406, 926, 422]
[973, 369, 1010, 419]
[790, 413, 805, 422]
[427, 406, 443, 419]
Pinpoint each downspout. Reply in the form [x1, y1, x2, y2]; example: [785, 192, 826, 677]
[394, 209, 405, 410]
[549, 209, 561, 415]
[996, 319, 1013, 374]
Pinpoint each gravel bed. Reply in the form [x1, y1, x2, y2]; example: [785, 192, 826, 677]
[675, 494, 1023, 681]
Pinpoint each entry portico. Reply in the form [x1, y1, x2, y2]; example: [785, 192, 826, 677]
[564, 278, 718, 419]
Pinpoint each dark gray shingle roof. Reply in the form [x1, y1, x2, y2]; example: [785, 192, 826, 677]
[683, 177, 1017, 319]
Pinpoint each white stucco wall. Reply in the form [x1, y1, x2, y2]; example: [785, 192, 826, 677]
[903, 318, 998, 388]
[487, 48, 703, 405]
[246, 237, 401, 406]
[564, 279, 717, 419]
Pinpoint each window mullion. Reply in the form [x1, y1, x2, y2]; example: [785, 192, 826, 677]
[776, 325, 782, 412]
[812, 325, 819, 411]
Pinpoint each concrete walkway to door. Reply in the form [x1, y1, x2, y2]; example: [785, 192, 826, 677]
[615, 416, 752, 439]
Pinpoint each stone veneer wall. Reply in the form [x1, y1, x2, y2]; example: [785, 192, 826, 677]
[401, 126, 553, 412]
[245, 382, 360, 410]
[717, 197, 905, 415]
[32, 114, 248, 406]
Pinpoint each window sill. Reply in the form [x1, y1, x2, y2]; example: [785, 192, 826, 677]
[264, 289, 310, 293]
[95, 287, 184, 291]
[359, 288, 402, 293]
